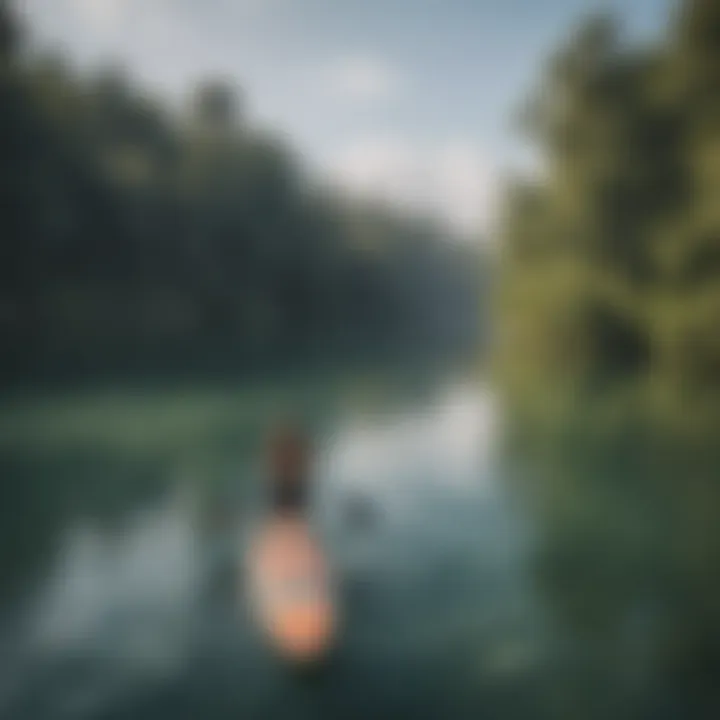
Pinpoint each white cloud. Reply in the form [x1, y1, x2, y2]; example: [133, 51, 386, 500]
[68, 0, 125, 31]
[319, 56, 401, 102]
[32, 0, 194, 43]
[434, 141, 499, 236]
[325, 137, 499, 238]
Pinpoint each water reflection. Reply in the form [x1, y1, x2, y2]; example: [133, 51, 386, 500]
[2, 371, 719, 718]
[505, 389, 720, 720]
[32, 488, 198, 655]
[319, 382, 498, 530]
[0, 369, 539, 720]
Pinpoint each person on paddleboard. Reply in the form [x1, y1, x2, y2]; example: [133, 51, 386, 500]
[267, 425, 312, 516]
[266, 423, 375, 529]
[249, 425, 336, 664]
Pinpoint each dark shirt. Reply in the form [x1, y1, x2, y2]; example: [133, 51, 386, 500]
[272, 476, 308, 513]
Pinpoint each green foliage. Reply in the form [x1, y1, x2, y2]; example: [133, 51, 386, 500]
[500, 4, 720, 714]
[498, 0, 720, 398]
[0, 3, 482, 384]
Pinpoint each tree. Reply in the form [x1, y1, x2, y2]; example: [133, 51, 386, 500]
[498, 0, 720, 394]
[0, 0, 481, 384]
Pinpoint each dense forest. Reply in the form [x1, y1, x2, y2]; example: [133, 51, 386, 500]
[0, 1, 481, 385]
[499, 0, 719, 405]
[499, 2, 720, 715]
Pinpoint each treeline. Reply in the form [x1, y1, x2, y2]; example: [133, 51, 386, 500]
[0, 2, 481, 384]
[499, 0, 719, 400]
[499, 4, 720, 712]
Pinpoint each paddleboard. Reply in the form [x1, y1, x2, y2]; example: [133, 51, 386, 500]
[247, 516, 336, 664]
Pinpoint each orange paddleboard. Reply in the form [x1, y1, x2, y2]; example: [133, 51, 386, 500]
[247, 517, 336, 664]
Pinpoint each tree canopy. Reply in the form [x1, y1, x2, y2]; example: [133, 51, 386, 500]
[0, 1, 482, 384]
[498, 0, 720, 400]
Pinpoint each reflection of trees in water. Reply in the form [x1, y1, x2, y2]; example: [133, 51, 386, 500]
[505, 390, 720, 719]
[0, 452, 170, 606]
[0, 358, 467, 612]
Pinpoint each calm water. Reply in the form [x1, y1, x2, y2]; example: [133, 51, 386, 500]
[0, 362, 717, 719]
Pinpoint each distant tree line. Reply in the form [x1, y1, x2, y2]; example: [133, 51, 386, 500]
[498, 0, 719, 399]
[0, 1, 481, 384]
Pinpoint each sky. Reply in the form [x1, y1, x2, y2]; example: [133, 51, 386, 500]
[18, 0, 674, 238]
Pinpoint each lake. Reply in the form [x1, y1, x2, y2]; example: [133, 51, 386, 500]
[0, 359, 717, 719]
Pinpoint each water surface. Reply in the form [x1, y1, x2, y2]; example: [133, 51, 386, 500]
[3, 363, 715, 719]
[0, 364, 542, 720]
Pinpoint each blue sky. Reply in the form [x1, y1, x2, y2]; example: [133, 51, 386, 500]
[21, 0, 674, 236]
